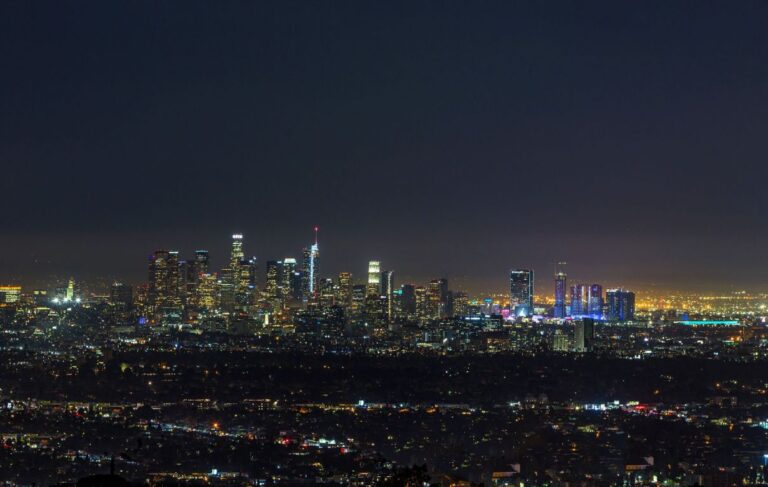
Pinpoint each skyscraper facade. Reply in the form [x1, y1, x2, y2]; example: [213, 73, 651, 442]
[337, 272, 353, 309]
[569, 284, 588, 317]
[301, 228, 320, 301]
[588, 284, 603, 318]
[606, 289, 635, 321]
[574, 318, 595, 352]
[367, 261, 381, 294]
[553, 265, 567, 318]
[148, 250, 182, 322]
[380, 270, 394, 322]
[509, 269, 534, 317]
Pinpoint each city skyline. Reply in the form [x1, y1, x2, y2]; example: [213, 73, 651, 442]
[0, 228, 760, 296]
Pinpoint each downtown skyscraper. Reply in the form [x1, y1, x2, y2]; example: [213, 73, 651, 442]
[509, 269, 534, 317]
[301, 227, 320, 302]
[553, 263, 567, 318]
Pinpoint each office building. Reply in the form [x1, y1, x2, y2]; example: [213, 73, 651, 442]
[380, 270, 394, 322]
[148, 250, 182, 322]
[509, 269, 534, 317]
[337, 272, 353, 308]
[0, 286, 21, 307]
[569, 284, 588, 317]
[588, 284, 603, 318]
[109, 282, 133, 308]
[606, 289, 635, 321]
[574, 318, 595, 352]
[554, 264, 567, 318]
[301, 227, 320, 301]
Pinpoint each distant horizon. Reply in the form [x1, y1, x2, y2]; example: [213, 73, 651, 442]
[0, 229, 763, 298]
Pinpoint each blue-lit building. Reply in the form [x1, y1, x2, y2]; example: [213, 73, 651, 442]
[606, 288, 635, 321]
[569, 284, 588, 317]
[301, 228, 320, 301]
[588, 284, 603, 318]
[554, 270, 567, 318]
[509, 269, 534, 317]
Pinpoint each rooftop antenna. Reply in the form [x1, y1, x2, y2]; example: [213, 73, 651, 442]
[314, 226, 319, 246]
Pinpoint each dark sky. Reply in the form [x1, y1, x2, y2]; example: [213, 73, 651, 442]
[2, 1, 768, 293]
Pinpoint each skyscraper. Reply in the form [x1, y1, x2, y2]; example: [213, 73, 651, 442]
[194, 250, 210, 275]
[184, 250, 210, 307]
[553, 263, 567, 318]
[426, 279, 443, 319]
[195, 273, 219, 311]
[350, 284, 366, 320]
[451, 291, 468, 317]
[148, 250, 182, 322]
[265, 260, 282, 309]
[282, 258, 297, 301]
[367, 261, 381, 294]
[509, 269, 534, 317]
[337, 272, 353, 308]
[437, 278, 449, 316]
[380, 270, 394, 322]
[606, 289, 635, 321]
[301, 227, 320, 301]
[319, 277, 336, 309]
[574, 318, 595, 352]
[415, 286, 427, 322]
[221, 234, 246, 312]
[588, 284, 603, 318]
[569, 284, 588, 317]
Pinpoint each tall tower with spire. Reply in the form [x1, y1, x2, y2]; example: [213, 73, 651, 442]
[301, 227, 320, 302]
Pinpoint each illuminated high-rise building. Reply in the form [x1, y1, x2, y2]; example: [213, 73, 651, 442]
[415, 286, 428, 321]
[452, 291, 468, 317]
[337, 272, 353, 308]
[0, 286, 21, 307]
[195, 273, 220, 311]
[574, 318, 595, 352]
[367, 261, 381, 295]
[426, 279, 448, 319]
[265, 260, 282, 306]
[553, 263, 567, 318]
[319, 278, 335, 309]
[220, 234, 245, 312]
[220, 234, 256, 312]
[194, 250, 210, 274]
[569, 284, 588, 317]
[509, 269, 534, 317]
[230, 233, 244, 264]
[148, 250, 183, 322]
[350, 284, 366, 319]
[606, 289, 635, 322]
[282, 258, 297, 301]
[301, 227, 320, 301]
[182, 250, 210, 309]
[588, 284, 603, 318]
[238, 256, 258, 306]
[380, 270, 394, 322]
[65, 277, 75, 301]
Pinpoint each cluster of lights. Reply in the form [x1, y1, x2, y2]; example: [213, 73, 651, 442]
[51, 297, 81, 304]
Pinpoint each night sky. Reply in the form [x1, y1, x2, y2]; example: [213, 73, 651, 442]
[2, 1, 768, 293]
